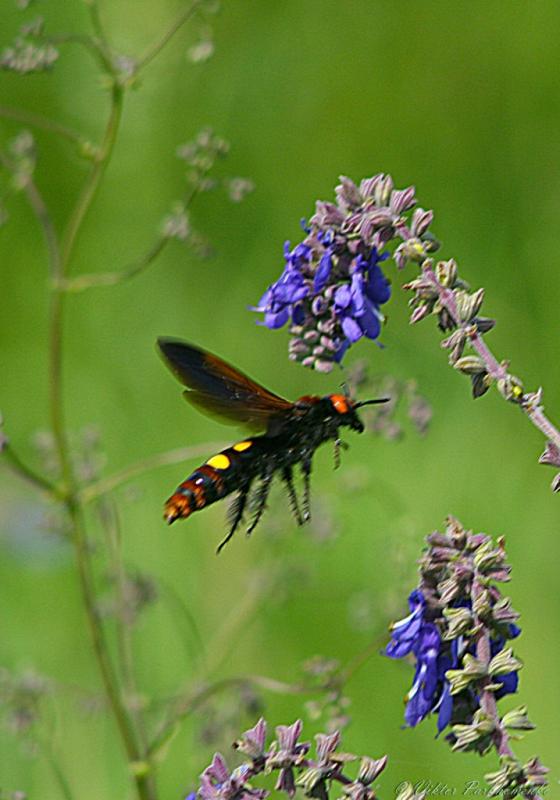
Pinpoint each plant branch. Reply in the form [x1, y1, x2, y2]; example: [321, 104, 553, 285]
[0, 106, 84, 146]
[60, 84, 124, 270]
[36, 64, 155, 798]
[422, 263, 560, 456]
[148, 675, 314, 761]
[67, 499, 154, 798]
[97, 494, 156, 797]
[470, 576, 515, 760]
[79, 441, 225, 503]
[135, 1, 202, 72]
[57, 236, 168, 292]
[0, 440, 59, 497]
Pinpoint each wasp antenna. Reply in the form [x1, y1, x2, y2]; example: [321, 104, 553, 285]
[339, 380, 350, 397]
[355, 397, 391, 408]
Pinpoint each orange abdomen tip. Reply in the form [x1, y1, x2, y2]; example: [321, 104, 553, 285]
[164, 494, 193, 525]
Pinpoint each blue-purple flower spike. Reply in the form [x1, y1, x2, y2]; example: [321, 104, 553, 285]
[385, 518, 523, 749]
[252, 174, 437, 371]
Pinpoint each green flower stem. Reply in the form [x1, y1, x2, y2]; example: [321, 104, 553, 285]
[0, 106, 84, 146]
[97, 496, 157, 799]
[148, 675, 315, 761]
[79, 441, 226, 504]
[135, 1, 203, 72]
[35, 732, 76, 800]
[423, 264, 560, 454]
[68, 498, 154, 799]
[39, 73, 156, 800]
[1, 441, 60, 497]
[57, 235, 169, 292]
[60, 83, 123, 271]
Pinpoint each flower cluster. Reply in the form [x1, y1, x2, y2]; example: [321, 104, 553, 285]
[163, 129, 254, 254]
[386, 518, 548, 799]
[1, 17, 59, 74]
[187, 718, 423, 800]
[402, 240, 560, 494]
[252, 175, 438, 371]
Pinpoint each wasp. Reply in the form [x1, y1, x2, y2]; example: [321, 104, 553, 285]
[158, 339, 387, 551]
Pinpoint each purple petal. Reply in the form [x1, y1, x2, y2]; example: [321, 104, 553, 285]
[358, 304, 381, 340]
[313, 251, 333, 292]
[265, 309, 289, 329]
[334, 284, 352, 310]
[436, 682, 454, 733]
[366, 264, 391, 305]
[341, 315, 363, 343]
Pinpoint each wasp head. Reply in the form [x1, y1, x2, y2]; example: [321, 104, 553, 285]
[327, 393, 390, 433]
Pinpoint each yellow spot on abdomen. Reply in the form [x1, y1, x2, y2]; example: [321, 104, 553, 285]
[233, 440, 252, 452]
[207, 453, 231, 470]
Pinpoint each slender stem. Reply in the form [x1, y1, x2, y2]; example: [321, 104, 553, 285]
[45, 32, 113, 73]
[158, 578, 208, 672]
[61, 83, 124, 270]
[79, 442, 225, 504]
[135, 1, 202, 72]
[58, 236, 169, 292]
[423, 264, 560, 454]
[57, 143, 216, 294]
[0, 106, 84, 146]
[148, 674, 315, 760]
[36, 733, 76, 800]
[67, 499, 153, 799]
[37, 72, 155, 799]
[86, 0, 112, 57]
[1, 442, 59, 497]
[97, 497, 157, 797]
[339, 632, 387, 684]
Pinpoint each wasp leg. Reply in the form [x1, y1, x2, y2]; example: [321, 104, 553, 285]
[301, 458, 312, 522]
[217, 484, 250, 554]
[282, 466, 303, 526]
[246, 470, 274, 536]
[333, 438, 349, 470]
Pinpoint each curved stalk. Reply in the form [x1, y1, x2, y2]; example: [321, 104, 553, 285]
[136, 1, 202, 72]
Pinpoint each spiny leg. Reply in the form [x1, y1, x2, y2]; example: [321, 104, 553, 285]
[282, 466, 303, 526]
[301, 458, 312, 522]
[246, 470, 274, 536]
[333, 438, 349, 470]
[217, 484, 251, 554]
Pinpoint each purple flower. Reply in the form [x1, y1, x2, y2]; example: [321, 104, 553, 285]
[252, 194, 393, 370]
[404, 622, 441, 727]
[199, 753, 267, 800]
[385, 590, 425, 658]
[386, 590, 522, 733]
[491, 626, 521, 700]
[386, 590, 448, 727]
[267, 720, 309, 798]
[253, 264, 309, 329]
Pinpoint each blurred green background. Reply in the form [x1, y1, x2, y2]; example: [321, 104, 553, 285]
[1, 1, 559, 797]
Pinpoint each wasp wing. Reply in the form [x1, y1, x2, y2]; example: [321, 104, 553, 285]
[157, 338, 293, 431]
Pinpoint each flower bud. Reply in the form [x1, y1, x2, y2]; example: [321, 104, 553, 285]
[502, 706, 535, 731]
[435, 258, 457, 288]
[453, 356, 486, 375]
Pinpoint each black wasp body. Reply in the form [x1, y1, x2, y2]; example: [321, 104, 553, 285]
[158, 339, 386, 551]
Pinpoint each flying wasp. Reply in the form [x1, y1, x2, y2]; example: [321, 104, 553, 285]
[158, 339, 387, 552]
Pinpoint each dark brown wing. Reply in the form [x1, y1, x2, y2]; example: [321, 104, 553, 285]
[157, 338, 293, 431]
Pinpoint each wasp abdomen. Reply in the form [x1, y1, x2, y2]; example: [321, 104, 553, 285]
[164, 440, 257, 525]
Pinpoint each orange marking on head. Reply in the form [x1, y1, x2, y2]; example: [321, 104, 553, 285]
[164, 493, 193, 524]
[330, 393, 350, 414]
